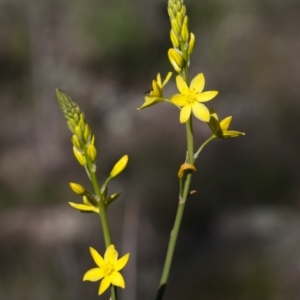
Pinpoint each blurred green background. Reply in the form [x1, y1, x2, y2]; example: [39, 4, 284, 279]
[0, 0, 300, 299]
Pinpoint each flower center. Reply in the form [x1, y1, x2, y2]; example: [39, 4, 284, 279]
[186, 91, 197, 103]
[103, 262, 114, 276]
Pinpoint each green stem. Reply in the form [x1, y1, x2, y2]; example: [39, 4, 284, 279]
[89, 170, 112, 246]
[194, 136, 216, 160]
[86, 157, 117, 300]
[155, 118, 194, 300]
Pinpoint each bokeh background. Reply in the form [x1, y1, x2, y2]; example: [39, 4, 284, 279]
[0, 0, 300, 299]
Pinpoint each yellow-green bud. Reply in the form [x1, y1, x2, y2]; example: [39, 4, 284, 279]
[170, 29, 180, 48]
[79, 114, 85, 126]
[87, 144, 97, 162]
[181, 24, 189, 42]
[73, 146, 87, 166]
[176, 1, 182, 12]
[110, 155, 129, 178]
[69, 182, 85, 195]
[182, 6, 186, 16]
[72, 134, 81, 148]
[67, 120, 76, 133]
[168, 49, 184, 73]
[176, 14, 183, 28]
[83, 123, 91, 142]
[168, 7, 175, 19]
[171, 19, 180, 35]
[75, 126, 83, 140]
[187, 33, 195, 55]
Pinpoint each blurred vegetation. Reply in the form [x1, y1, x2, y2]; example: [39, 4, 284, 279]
[0, 0, 300, 299]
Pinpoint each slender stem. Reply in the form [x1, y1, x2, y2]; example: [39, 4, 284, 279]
[86, 157, 117, 300]
[194, 136, 216, 160]
[155, 118, 194, 300]
[89, 170, 112, 246]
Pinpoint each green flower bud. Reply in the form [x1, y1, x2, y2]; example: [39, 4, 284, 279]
[168, 48, 184, 73]
[73, 146, 87, 166]
[72, 134, 81, 148]
[181, 24, 189, 42]
[187, 33, 195, 55]
[171, 19, 180, 35]
[69, 182, 86, 195]
[170, 29, 180, 48]
[110, 155, 129, 178]
[87, 144, 97, 162]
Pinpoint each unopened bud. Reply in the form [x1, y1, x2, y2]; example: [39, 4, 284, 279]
[110, 155, 129, 178]
[72, 134, 81, 148]
[171, 19, 180, 35]
[69, 182, 85, 195]
[73, 146, 87, 166]
[87, 144, 97, 162]
[181, 24, 189, 42]
[187, 33, 195, 55]
[83, 124, 91, 143]
[170, 29, 180, 48]
[168, 49, 184, 73]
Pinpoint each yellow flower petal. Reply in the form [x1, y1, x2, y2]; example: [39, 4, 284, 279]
[99, 276, 111, 295]
[90, 247, 105, 267]
[220, 116, 232, 131]
[176, 75, 189, 95]
[196, 91, 218, 102]
[110, 271, 125, 288]
[162, 72, 172, 87]
[83, 268, 105, 282]
[152, 80, 161, 96]
[137, 96, 162, 110]
[170, 94, 188, 106]
[68, 202, 98, 213]
[223, 130, 245, 138]
[156, 73, 162, 87]
[115, 253, 130, 271]
[105, 245, 118, 264]
[190, 73, 205, 93]
[192, 102, 210, 122]
[180, 104, 192, 123]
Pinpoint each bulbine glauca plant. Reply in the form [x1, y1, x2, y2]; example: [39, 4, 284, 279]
[56, 0, 245, 299]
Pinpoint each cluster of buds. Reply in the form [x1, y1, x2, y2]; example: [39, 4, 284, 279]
[68, 182, 122, 213]
[167, 0, 195, 73]
[56, 89, 97, 168]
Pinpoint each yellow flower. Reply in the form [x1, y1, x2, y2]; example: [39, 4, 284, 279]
[138, 72, 172, 110]
[83, 245, 130, 295]
[69, 195, 99, 213]
[170, 73, 218, 123]
[208, 108, 245, 138]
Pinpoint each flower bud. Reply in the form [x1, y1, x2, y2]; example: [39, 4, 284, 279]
[187, 33, 195, 55]
[73, 146, 87, 166]
[87, 144, 97, 162]
[110, 155, 129, 178]
[170, 29, 180, 48]
[181, 24, 189, 42]
[83, 124, 91, 143]
[69, 182, 86, 195]
[72, 134, 81, 148]
[171, 19, 180, 35]
[168, 49, 184, 73]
